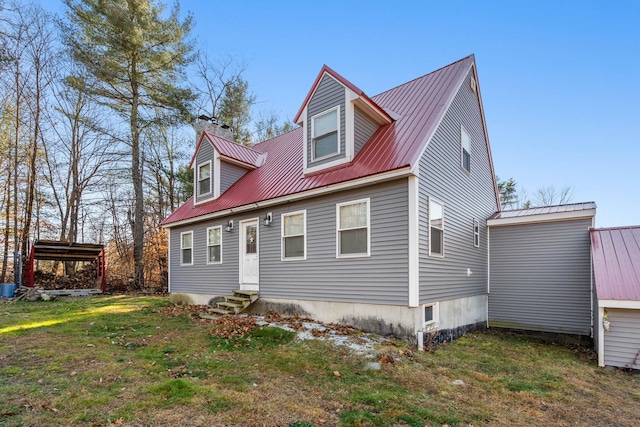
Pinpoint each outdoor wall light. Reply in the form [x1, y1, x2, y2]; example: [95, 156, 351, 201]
[225, 220, 233, 232]
[263, 212, 273, 226]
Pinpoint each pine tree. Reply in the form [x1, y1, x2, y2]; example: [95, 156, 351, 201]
[62, 0, 195, 289]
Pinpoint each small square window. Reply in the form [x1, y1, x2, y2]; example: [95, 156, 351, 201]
[461, 127, 471, 173]
[424, 305, 433, 323]
[312, 107, 339, 160]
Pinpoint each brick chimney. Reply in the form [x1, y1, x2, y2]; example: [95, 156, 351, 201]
[196, 115, 234, 142]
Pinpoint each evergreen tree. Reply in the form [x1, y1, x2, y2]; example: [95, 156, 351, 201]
[62, 0, 195, 289]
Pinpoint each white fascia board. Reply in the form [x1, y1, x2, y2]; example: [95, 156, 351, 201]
[598, 299, 640, 309]
[163, 167, 413, 229]
[408, 175, 419, 307]
[487, 209, 596, 227]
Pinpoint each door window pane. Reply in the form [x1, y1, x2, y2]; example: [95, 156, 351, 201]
[245, 225, 257, 254]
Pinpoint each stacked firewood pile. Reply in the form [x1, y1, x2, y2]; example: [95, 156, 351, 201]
[34, 262, 98, 290]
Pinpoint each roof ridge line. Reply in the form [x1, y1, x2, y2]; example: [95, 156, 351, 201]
[373, 54, 474, 99]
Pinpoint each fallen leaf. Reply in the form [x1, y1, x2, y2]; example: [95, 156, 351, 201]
[333, 371, 340, 378]
[70, 371, 77, 376]
[87, 344, 95, 348]
[113, 417, 124, 425]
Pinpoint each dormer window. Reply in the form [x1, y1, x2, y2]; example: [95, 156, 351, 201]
[312, 107, 339, 160]
[197, 161, 211, 196]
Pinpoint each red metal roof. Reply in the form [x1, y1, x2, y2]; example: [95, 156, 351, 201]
[163, 55, 480, 226]
[591, 226, 640, 301]
[188, 132, 265, 169]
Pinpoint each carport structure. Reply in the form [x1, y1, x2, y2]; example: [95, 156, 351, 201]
[23, 240, 105, 293]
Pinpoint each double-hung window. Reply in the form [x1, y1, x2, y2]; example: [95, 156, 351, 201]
[337, 199, 370, 257]
[181, 231, 193, 265]
[282, 211, 306, 260]
[461, 126, 471, 173]
[207, 226, 222, 264]
[198, 162, 211, 196]
[429, 199, 444, 257]
[312, 107, 339, 160]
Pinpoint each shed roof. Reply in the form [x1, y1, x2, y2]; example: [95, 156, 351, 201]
[31, 240, 104, 261]
[487, 202, 596, 226]
[163, 55, 497, 227]
[591, 226, 640, 301]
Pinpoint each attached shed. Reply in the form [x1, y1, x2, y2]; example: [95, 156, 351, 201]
[487, 202, 596, 335]
[591, 226, 640, 369]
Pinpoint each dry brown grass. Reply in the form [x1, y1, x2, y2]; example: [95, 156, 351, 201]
[1, 296, 639, 426]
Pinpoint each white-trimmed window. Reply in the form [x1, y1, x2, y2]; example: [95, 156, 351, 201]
[429, 199, 444, 257]
[312, 106, 339, 160]
[424, 303, 439, 328]
[281, 210, 306, 260]
[461, 126, 471, 173]
[180, 231, 193, 265]
[337, 199, 370, 257]
[207, 226, 222, 264]
[473, 219, 480, 248]
[197, 161, 211, 196]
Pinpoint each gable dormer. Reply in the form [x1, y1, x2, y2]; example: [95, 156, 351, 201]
[294, 65, 394, 175]
[190, 119, 265, 205]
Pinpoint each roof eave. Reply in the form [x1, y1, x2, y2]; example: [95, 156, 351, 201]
[163, 166, 413, 228]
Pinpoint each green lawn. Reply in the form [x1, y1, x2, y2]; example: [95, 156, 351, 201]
[0, 295, 638, 426]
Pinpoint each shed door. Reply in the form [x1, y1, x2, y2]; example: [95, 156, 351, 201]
[240, 220, 259, 290]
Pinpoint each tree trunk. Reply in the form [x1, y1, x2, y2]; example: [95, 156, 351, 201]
[130, 59, 144, 290]
[1, 170, 11, 283]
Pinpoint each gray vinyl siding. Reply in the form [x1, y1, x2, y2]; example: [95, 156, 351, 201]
[220, 161, 247, 194]
[418, 69, 498, 303]
[488, 219, 593, 335]
[604, 308, 640, 369]
[307, 74, 346, 167]
[195, 140, 215, 204]
[169, 223, 238, 296]
[169, 179, 409, 305]
[354, 107, 379, 157]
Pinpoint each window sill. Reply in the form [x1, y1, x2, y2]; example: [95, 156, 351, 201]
[336, 253, 370, 259]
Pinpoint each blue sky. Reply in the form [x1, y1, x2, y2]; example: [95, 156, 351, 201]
[45, 0, 639, 227]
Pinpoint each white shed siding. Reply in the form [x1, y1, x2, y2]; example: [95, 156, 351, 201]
[604, 308, 640, 369]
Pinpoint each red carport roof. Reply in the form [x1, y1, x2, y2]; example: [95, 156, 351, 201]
[591, 226, 640, 301]
[163, 55, 477, 226]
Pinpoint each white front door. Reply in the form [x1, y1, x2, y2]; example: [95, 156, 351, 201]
[240, 220, 259, 290]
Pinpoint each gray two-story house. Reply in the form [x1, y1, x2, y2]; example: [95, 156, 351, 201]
[162, 54, 501, 340]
